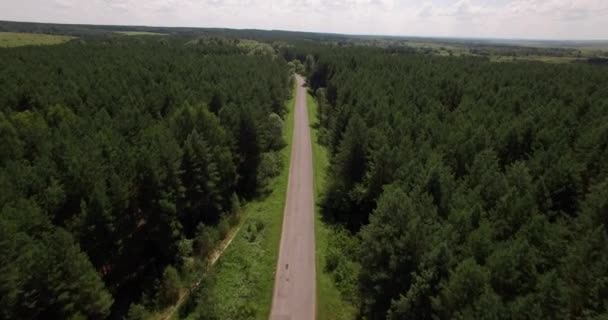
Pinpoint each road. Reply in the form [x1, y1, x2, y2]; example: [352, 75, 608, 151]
[270, 75, 316, 320]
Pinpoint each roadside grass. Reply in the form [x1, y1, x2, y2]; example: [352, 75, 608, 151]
[150, 212, 246, 320]
[195, 79, 297, 319]
[307, 93, 357, 320]
[114, 31, 167, 36]
[0, 32, 73, 48]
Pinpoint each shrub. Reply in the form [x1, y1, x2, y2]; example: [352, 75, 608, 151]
[235, 301, 257, 320]
[255, 220, 265, 232]
[126, 303, 149, 320]
[218, 218, 230, 240]
[194, 223, 219, 258]
[257, 151, 284, 191]
[228, 212, 240, 227]
[230, 193, 241, 215]
[160, 265, 181, 306]
[177, 238, 193, 258]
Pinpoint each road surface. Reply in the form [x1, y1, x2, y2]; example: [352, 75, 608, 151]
[270, 75, 316, 320]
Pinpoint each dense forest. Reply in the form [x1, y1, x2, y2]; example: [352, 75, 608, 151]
[306, 47, 608, 319]
[2, 19, 608, 319]
[0, 36, 291, 319]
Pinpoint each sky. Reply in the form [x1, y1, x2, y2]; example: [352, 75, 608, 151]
[1, 0, 607, 40]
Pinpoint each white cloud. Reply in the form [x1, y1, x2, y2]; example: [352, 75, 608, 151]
[0, 0, 606, 39]
[506, 0, 608, 20]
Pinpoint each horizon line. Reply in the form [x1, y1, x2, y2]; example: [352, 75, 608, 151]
[2, 19, 608, 43]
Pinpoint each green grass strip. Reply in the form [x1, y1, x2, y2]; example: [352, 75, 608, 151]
[200, 79, 297, 319]
[307, 92, 357, 320]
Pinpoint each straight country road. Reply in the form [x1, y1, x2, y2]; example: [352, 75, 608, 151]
[270, 75, 316, 320]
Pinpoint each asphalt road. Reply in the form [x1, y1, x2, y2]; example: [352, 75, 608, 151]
[269, 75, 316, 320]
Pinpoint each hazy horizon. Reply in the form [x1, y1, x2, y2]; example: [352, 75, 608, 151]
[1, 0, 608, 41]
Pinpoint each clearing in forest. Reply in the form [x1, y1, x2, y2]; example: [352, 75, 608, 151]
[0, 32, 73, 47]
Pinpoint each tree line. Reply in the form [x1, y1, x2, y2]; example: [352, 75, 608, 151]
[0, 37, 291, 319]
[306, 46, 608, 319]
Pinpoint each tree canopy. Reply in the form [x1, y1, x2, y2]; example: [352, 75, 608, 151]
[307, 46, 608, 319]
[0, 36, 290, 318]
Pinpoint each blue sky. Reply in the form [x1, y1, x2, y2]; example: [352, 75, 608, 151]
[1, 0, 607, 40]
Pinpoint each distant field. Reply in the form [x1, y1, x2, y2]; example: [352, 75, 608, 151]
[115, 31, 167, 36]
[398, 39, 608, 63]
[489, 55, 584, 64]
[488, 39, 608, 50]
[0, 32, 73, 47]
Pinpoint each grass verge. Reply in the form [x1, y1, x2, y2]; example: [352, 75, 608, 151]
[0, 32, 74, 48]
[307, 93, 357, 319]
[192, 79, 297, 319]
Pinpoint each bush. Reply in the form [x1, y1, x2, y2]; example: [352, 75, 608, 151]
[160, 265, 181, 306]
[333, 259, 360, 303]
[325, 250, 340, 273]
[218, 218, 230, 240]
[177, 238, 193, 258]
[228, 212, 240, 227]
[325, 227, 360, 302]
[291, 59, 305, 74]
[182, 274, 219, 320]
[126, 303, 149, 320]
[255, 220, 265, 232]
[195, 223, 219, 258]
[235, 301, 257, 320]
[257, 151, 284, 191]
[268, 113, 286, 150]
[248, 231, 257, 243]
[230, 193, 241, 215]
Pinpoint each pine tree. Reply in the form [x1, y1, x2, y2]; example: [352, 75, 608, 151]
[181, 130, 222, 236]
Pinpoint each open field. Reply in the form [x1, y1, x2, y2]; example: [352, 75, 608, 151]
[0, 32, 73, 47]
[1, 20, 606, 64]
[349, 36, 603, 63]
[489, 55, 585, 63]
[397, 39, 607, 63]
[115, 31, 167, 36]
